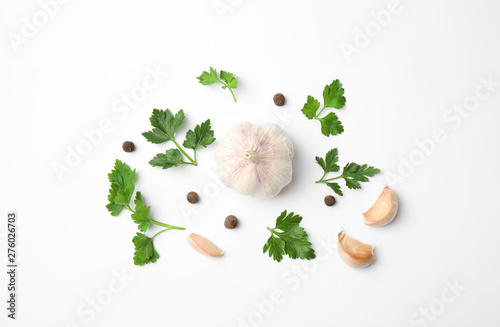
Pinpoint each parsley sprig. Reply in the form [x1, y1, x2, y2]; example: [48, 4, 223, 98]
[315, 148, 380, 196]
[129, 192, 184, 232]
[143, 109, 216, 170]
[106, 159, 185, 265]
[263, 211, 316, 262]
[301, 79, 346, 137]
[197, 67, 237, 102]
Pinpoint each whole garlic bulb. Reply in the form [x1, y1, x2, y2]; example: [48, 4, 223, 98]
[214, 122, 294, 198]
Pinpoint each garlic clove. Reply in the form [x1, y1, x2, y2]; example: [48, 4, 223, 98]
[363, 186, 398, 226]
[338, 232, 375, 268]
[187, 233, 224, 257]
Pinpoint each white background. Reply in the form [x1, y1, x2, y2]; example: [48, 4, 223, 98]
[1, 0, 500, 326]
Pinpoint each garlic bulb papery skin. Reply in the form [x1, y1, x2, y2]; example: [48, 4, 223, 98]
[214, 122, 294, 198]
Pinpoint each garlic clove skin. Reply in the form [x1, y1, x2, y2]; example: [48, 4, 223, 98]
[187, 233, 224, 257]
[215, 122, 294, 198]
[363, 186, 398, 226]
[338, 232, 375, 268]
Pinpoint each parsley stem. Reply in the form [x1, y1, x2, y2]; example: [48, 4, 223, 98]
[126, 204, 185, 230]
[315, 105, 326, 119]
[171, 138, 197, 165]
[267, 227, 278, 237]
[228, 87, 237, 102]
[267, 227, 282, 236]
[150, 219, 185, 230]
[151, 228, 169, 240]
[316, 175, 343, 183]
[217, 79, 237, 102]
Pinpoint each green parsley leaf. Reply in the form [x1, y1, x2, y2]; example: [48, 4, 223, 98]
[106, 202, 124, 217]
[318, 112, 344, 136]
[131, 192, 151, 232]
[143, 108, 216, 168]
[326, 182, 343, 196]
[315, 148, 380, 196]
[323, 79, 346, 109]
[196, 67, 219, 85]
[341, 163, 381, 190]
[220, 70, 237, 89]
[263, 211, 315, 262]
[183, 119, 216, 150]
[301, 79, 346, 136]
[197, 67, 237, 102]
[315, 148, 340, 173]
[112, 186, 132, 206]
[106, 159, 136, 216]
[149, 148, 184, 169]
[132, 233, 159, 266]
[142, 130, 169, 144]
[142, 109, 185, 144]
[263, 235, 285, 263]
[301, 95, 321, 119]
[106, 160, 185, 266]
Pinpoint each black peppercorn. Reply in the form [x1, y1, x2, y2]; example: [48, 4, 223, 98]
[324, 195, 336, 206]
[273, 93, 285, 106]
[122, 141, 135, 152]
[187, 191, 199, 204]
[224, 215, 238, 229]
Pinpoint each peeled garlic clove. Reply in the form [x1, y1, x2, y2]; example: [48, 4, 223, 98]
[214, 122, 294, 198]
[338, 232, 375, 268]
[187, 233, 224, 257]
[363, 186, 398, 226]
